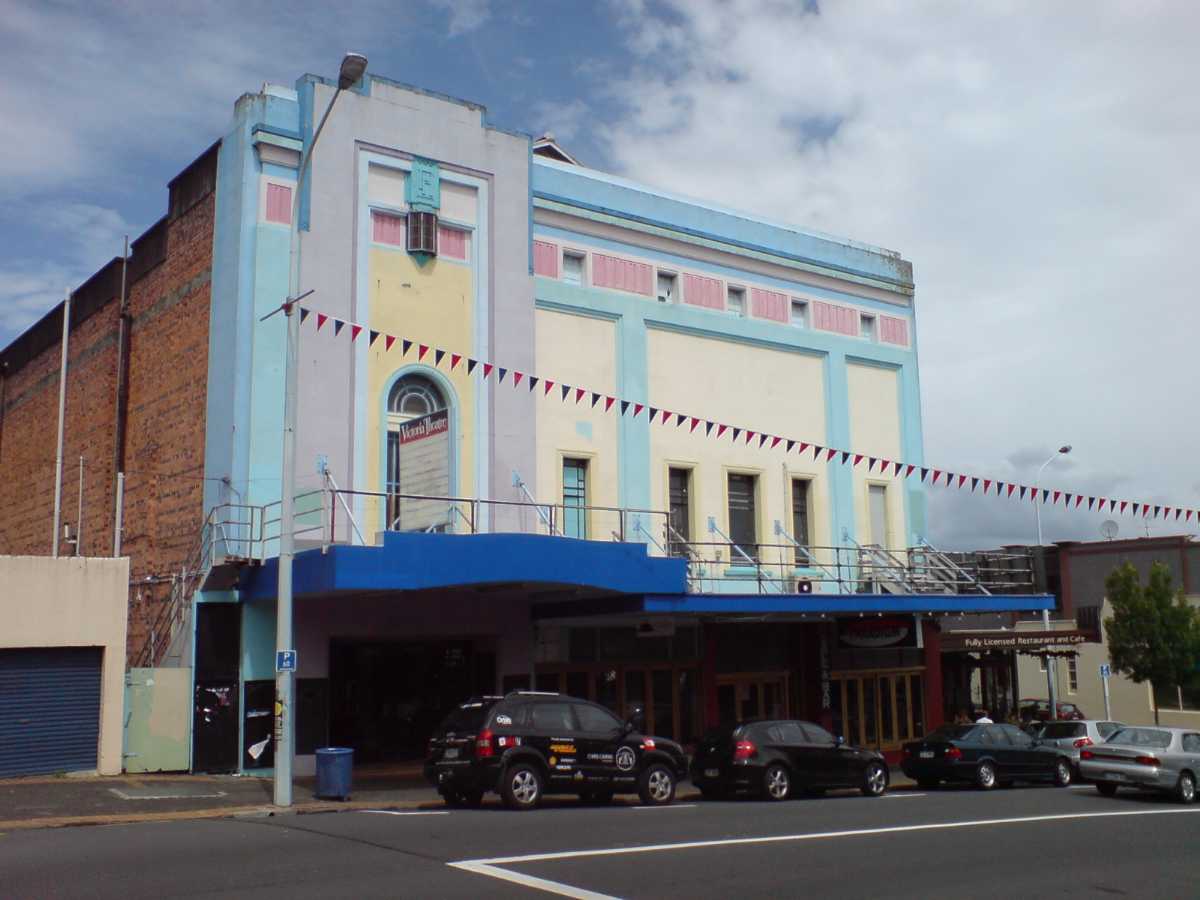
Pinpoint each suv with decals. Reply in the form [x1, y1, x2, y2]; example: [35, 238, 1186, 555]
[424, 692, 688, 810]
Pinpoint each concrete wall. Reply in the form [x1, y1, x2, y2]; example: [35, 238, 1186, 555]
[1, 555, 130, 774]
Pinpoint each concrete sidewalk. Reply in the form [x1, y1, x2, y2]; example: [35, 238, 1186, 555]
[0, 766, 916, 832]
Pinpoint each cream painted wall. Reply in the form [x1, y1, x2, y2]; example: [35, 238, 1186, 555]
[1016, 602, 1200, 728]
[646, 329, 828, 567]
[367, 164, 406, 208]
[535, 309, 620, 536]
[364, 245, 477, 523]
[1, 555, 129, 775]
[847, 362, 905, 550]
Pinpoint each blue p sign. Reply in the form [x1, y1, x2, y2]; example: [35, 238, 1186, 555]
[276, 650, 297, 672]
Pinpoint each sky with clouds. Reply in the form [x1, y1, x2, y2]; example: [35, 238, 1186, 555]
[1, 0, 1197, 549]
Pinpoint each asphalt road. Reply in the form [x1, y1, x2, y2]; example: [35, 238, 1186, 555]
[3, 784, 1197, 899]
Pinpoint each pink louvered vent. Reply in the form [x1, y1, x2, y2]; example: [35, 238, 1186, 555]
[880, 315, 909, 346]
[592, 253, 653, 296]
[813, 301, 859, 336]
[751, 288, 789, 322]
[533, 240, 559, 277]
[682, 273, 724, 309]
[265, 183, 292, 224]
[439, 226, 468, 260]
[372, 211, 405, 246]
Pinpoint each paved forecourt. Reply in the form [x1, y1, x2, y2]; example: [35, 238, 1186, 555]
[1, 785, 1197, 898]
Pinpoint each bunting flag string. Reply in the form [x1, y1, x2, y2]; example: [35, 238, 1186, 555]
[294, 305, 1199, 522]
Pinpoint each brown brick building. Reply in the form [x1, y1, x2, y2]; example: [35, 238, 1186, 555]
[0, 144, 218, 663]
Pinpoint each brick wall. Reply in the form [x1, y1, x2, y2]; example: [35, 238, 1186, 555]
[0, 145, 217, 663]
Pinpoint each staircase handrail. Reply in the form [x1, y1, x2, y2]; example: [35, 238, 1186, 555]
[913, 539, 991, 596]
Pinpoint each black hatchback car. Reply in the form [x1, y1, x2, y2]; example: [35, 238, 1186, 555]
[900, 723, 1074, 790]
[691, 720, 889, 801]
[424, 692, 688, 810]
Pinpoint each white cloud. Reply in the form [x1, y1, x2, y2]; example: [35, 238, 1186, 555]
[429, 0, 491, 37]
[531, 98, 590, 143]
[601, 0, 1200, 546]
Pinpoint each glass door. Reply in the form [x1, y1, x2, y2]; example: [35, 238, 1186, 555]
[833, 672, 924, 751]
[716, 674, 789, 725]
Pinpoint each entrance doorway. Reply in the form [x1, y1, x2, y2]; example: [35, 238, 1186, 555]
[716, 673, 789, 726]
[831, 671, 924, 752]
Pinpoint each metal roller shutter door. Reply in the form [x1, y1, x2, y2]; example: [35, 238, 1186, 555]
[0, 647, 102, 778]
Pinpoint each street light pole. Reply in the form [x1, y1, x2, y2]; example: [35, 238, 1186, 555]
[274, 52, 367, 809]
[1035, 444, 1071, 723]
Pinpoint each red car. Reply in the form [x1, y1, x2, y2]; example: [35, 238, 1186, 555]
[1019, 699, 1086, 722]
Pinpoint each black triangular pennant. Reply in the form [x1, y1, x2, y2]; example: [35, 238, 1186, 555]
[920, 467, 930, 481]
[620, 401, 630, 415]
[732, 428, 742, 442]
[842, 452, 851, 465]
[592, 392, 603, 408]
[435, 349, 446, 366]
[675, 413, 686, 426]
[529, 376, 539, 391]
[333, 319, 345, 336]
[706, 421, 715, 436]
[299, 308, 311, 324]
[402, 339, 413, 355]
[466, 358, 477, 374]
[561, 384, 571, 401]
[368, 329, 380, 346]
[498, 367, 507, 382]
[1041, 489, 1049, 503]
[786, 440, 796, 453]
[649, 406, 658, 421]
[971, 477, 979, 492]
[758, 434, 768, 448]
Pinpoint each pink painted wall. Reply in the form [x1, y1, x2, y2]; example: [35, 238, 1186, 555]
[592, 252, 653, 296]
[683, 273, 724, 310]
[439, 225, 468, 260]
[265, 183, 292, 225]
[751, 287, 789, 322]
[880, 315, 909, 346]
[533, 240, 559, 277]
[813, 300, 859, 336]
[372, 211, 404, 245]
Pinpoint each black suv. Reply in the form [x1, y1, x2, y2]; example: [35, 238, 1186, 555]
[424, 692, 688, 810]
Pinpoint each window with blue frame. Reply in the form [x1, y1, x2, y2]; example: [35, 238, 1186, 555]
[562, 458, 588, 538]
[727, 472, 758, 561]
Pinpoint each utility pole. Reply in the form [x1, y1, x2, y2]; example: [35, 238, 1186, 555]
[51, 290, 71, 557]
[1034, 445, 1071, 721]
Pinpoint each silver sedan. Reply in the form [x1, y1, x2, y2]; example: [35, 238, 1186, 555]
[1079, 726, 1200, 804]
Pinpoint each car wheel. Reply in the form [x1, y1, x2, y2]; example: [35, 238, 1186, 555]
[763, 764, 791, 801]
[861, 761, 888, 797]
[916, 778, 939, 790]
[1053, 759, 1073, 788]
[637, 764, 676, 806]
[1175, 772, 1196, 805]
[1096, 782, 1119, 797]
[501, 763, 543, 811]
[975, 761, 997, 790]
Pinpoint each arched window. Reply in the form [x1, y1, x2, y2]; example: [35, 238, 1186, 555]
[385, 374, 450, 531]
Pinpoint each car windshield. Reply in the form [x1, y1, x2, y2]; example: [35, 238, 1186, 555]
[926, 725, 976, 741]
[437, 701, 493, 734]
[1107, 728, 1172, 749]
[1040, 723, 1086, 739]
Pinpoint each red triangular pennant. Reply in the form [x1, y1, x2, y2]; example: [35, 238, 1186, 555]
[853, 453, 864, 467]
[634, 403, 644, 417]
[906, 465, 916, 478]
[418, 344, 429, 361]
[604, 396, 615, 412]
[368, 329, 380, 346]
[483, 363, 494, 378]
[544, 380, 555, 396]
[316, 313, 328, 331]
[771, 436, 782, 449]
[1052, 490, 1061, 505]
[957, 474, 968, 489]
[384, 334, 396, 352]
[451, 353, 462, 370]
[350, 324, 363, 342]
[826, 448, 837, 462]
[983, 479, 992, 493]
[717, 424, 728, 439]
[690, 417, 700, 433]
[576, 388, 586, 404]
[513, 372, 524, 387]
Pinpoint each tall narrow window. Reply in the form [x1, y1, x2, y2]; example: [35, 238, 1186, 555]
[562, 458, 588, 538]
[868, 484, 890, 548]
[791, 478, 811, 562]
[860, 314, 877, 342]
[668, 467, 691, 554]
[386, 375, 448, 531]
[657, 272, 677, 303]
[1067, 657, 1078, 693]
[727, 473, 758, 560]
[563, 251, 585, 286]
[790, 299, 808, 328]
[727, 286, 745, 317]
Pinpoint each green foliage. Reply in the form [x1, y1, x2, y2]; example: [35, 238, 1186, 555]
[1104, 562, 1200, 723]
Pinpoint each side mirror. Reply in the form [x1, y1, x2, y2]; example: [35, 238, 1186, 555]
[625, 704, 645, 733]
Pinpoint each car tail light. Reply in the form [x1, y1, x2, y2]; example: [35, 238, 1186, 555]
[1135, 755, 1161, 767]
[945, 746, 962, 760]
[733, 740, 757, 761]
[1080, 749, 1095, 760]
[1073, 737, 1093, 749]
[476, 729, 495, 758]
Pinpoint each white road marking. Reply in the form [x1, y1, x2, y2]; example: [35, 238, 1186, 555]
[881, 792, 926, 799]
[359, 810, 450, 817]
[629, 803, 697, 810]
[448, 807, 1200, 898]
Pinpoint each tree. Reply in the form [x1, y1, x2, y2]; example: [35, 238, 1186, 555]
[1104, 562, 1200, 724]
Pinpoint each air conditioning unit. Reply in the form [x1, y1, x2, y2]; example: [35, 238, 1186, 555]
[783, 577, 813, 594]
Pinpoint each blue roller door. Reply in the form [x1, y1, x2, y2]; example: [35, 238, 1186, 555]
[0, 647, 102, 778]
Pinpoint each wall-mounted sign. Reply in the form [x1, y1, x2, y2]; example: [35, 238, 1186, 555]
[392, 408, 450, 532]
[838, 616, 917, 649]
[940, 630, 1094, 653]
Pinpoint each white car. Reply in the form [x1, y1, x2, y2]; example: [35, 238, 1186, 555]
[1079, 726, 1200, 804]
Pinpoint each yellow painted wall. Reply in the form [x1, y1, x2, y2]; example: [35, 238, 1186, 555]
[646, 329, 828, 566]
[1, 555, 130, 775]
[535, 309, 620, 536]
[364, 246, 476, 509]
[847, 362, 904, 550]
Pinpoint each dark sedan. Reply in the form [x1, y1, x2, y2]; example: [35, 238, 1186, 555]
[691, 719, 888, 801]
[901, 723, 1074, 790]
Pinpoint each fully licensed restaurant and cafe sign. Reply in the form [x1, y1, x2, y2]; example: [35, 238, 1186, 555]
[940, 630, 1093, 653]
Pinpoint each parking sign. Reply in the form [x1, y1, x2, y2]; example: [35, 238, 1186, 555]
[276, 650, 297, 672]
[1099, 663, 1111, 678]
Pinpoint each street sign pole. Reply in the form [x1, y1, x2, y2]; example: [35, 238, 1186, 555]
[1100, 664, 1112, 720]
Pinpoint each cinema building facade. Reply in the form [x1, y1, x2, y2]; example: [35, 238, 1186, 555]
[0, 66, 1051, 775]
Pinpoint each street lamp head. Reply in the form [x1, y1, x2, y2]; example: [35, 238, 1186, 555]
[338, 53, 368, 90]
[1058, 445, 1072, 455]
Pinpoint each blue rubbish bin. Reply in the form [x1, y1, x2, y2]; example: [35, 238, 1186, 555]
[314, 747, 354, 800]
